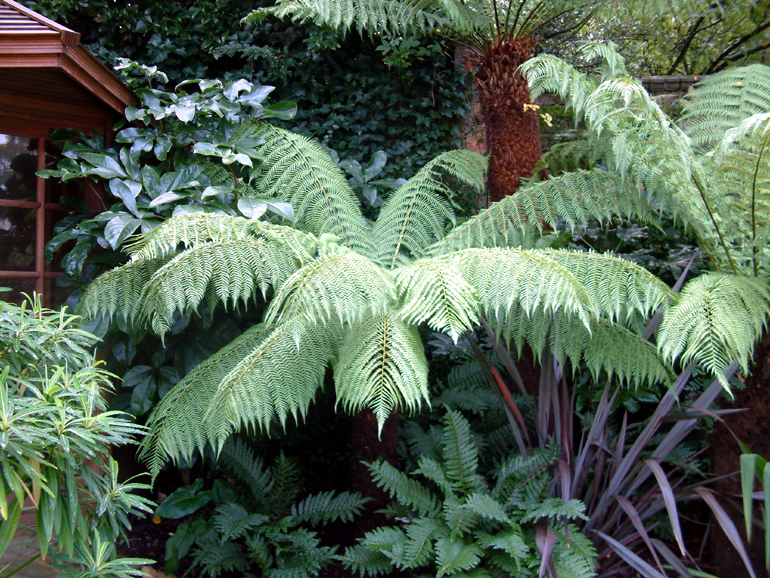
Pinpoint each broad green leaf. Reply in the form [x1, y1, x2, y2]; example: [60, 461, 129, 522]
[155, 479, 210, 519]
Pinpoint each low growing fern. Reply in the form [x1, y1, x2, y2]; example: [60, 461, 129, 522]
[341, 410, 597, 578]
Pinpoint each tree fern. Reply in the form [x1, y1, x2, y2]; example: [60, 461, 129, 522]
[371, 150, 486, 268]
[681, 65, 770, 152]
[658, 274, 770, 388]
[265, 247, 397, 331]
[396, 258, 480, 343]
[441, 409, 482, 496]
[138, 238, 303, 335]
[246, 122, 375, 255]
[125, 213, 317, 262]
[244, 0, 450, 36]
[427, 170, 651, 256]
[334, 312, 429, 430]
[204, 320, 337, 449]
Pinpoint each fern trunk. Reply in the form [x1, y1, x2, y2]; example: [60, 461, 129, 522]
[350, 408, 399, 537]
[470, 38, 543, 203]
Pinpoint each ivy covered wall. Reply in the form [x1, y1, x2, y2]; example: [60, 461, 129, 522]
[26, 0, 471, 183]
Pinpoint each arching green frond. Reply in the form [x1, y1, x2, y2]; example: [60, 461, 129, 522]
[78, 256, 170, 322]
[681, 64, 770, 152]
[395, 258, 479, 343]
[217, 438, 274, 504]
[658, 274, 770, 388]
[496, 304, 673, 388]
[367, 458, 440, 516]
[441, 409, 482, 495]
[535, 138, 596, 176]
[138, 238, 304, 336]
[205, 320, 337, 447]
[452, 248, 593, 328]
[372, 150, 486, 268]
[139, 323, 269, 477]
[577, 41, 629, 81]
[711, 113, 770, 275]
[334, 313, 429, 431]
[265, 248, 396, 332]
[427, 170, 650, 255]
[244, 0, 448, 36]
[126, 213, 317, 263]
[244, 122, 375, 255]
[523, 55, 597, 118]
[543, 249, 677, 322]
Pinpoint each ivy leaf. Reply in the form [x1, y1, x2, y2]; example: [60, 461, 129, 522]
[364, 150, 387, 180]
[174, 104, 196, 122]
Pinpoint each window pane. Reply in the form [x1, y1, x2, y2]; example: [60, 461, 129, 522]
[0, 278, 36, 306]
[0, 134, 38, 201]
[0, 206, 37, 271]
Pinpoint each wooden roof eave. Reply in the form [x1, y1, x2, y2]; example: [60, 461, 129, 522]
[0, 0, 138, 113]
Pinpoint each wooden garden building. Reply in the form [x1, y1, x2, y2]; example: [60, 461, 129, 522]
[0, 0, 136, 305]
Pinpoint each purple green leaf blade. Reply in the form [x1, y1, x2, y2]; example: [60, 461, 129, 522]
[694, 487, 757, 578]
[644, 459, 686, 555]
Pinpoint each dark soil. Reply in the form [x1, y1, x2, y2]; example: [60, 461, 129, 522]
[709, 332, 770, 578]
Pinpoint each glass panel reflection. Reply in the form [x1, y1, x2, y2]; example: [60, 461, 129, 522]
[0, 278, 37, 306]
[0, 134, 38, 201]
[0, 206, 36, 271]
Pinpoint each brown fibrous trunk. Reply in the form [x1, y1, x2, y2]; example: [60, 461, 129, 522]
[469, 37, 544, 203]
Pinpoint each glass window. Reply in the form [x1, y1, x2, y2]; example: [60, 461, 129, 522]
[0, 133, 86, 307]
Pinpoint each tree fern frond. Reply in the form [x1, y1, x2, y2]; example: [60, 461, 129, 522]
[497, 304, 673, 388]
[543, 249, 676, 322]
[334, 313, 429, 431]
[367, 459, 441, 516]
[712, 113, 770, 275]
[577, 41, 629, 81]
[244, 0, 449, 36]
[139, 323, 269, 477]
[265, 248, 396, 332]
[428, 170, 650, 255]
[681, 64, 770, 152]
[78, 256, 170, 322]
[372, 150, 486, 267]
[204, 319, 337, 447]
[441, 409, 482, 495]
[245, 122, 375, 255]
[523, 54, 596, 117]
[126, 213, 316, 263]
[452, 248, 593, 329]
[534, 138, 595, 176]
[396, 258, 479, 343]
[658, 273, 770, 388]
[138, 238, 303, 336]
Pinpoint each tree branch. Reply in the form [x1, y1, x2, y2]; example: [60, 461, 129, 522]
[666, 16, 705, 75]
[705, 16, 770, 74]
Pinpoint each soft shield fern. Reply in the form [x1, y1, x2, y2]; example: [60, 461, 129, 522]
[341, 410, 597, 578]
